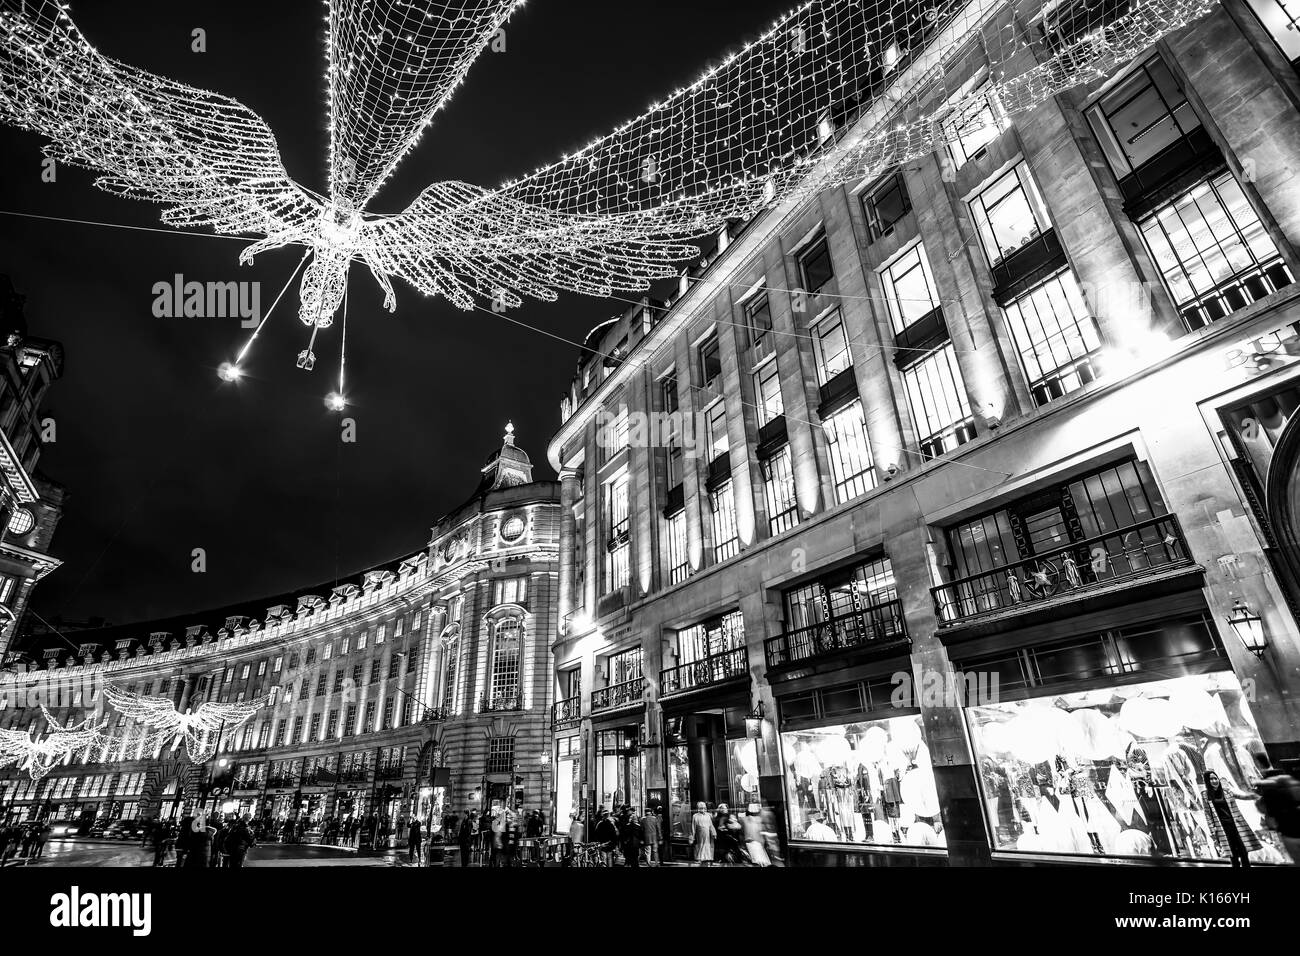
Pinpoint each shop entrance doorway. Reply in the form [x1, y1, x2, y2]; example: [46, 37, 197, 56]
[662, 709, 760, 845]
[594, 727, 644, 813]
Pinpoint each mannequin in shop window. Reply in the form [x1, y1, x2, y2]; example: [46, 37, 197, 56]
[1202, 771, 1260, 867]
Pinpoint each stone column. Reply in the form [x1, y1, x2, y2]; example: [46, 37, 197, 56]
[557, 468, 581, 627]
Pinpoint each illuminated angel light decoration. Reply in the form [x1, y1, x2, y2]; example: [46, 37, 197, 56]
[0, 706, 105, 781]
[103, 685, 270, 763]
[0, 0, 1219, 394]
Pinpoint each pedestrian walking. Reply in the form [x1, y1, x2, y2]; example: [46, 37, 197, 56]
[641, 807, 662, 865]
[1203, 771, 1260, 867]
[210, 819, 227, 867]
[225, 816, 256, 868]
[741, 804, 770, 867]
[151, 822, 171, 867]
[408, 818, 423, 865]
[458, 810, 476, 867]
[1256, 773, 1300, 863]
[175, 814, 194, 868]
[31, 822, 50, 861]
[690, 802, 716, 866]
[621, 808, 644, 867]
[594, 808, 619, 867]
[186, 813, 211, 868]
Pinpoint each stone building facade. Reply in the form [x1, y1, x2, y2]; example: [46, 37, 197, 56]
[549, 0, 1300, 866]
[0, 427, 559, 840]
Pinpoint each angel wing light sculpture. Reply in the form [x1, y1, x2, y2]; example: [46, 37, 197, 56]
[0, 706, 105, 781]
[103, 685, 270, 763]
[0, 0, 1218, 402]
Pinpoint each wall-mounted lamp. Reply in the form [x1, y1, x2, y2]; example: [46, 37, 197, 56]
[1227, 599, 1267, 658]
[982, 404, 1002, 429]
[881, 463, 899, 482]
[745, 702, 765, 739]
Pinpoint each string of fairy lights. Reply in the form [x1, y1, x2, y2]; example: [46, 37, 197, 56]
[0, 685, 269, 781]
[0, 0, 1221, 410]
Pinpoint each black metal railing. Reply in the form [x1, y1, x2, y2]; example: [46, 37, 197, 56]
[420, 706, 451, 724]
[592, 677, 645, 712]
[932, 514, 1191, 624]
[375, 764, 404, 781]
[479, 693, 523, 713]
[265, 775, 297, 790]
[660, 647, 747, 695]
[552, 696, 581, 729]
[341, 769, 370, 784]
[764, 599, 907, 669]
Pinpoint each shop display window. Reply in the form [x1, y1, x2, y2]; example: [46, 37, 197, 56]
[966, 671, 1292, 864]
[781, 714, 944, 848]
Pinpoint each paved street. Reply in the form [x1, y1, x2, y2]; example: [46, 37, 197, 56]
[4, 839, 398, 868]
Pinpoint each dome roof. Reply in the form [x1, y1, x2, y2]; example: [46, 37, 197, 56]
[478, 421, 534, 491]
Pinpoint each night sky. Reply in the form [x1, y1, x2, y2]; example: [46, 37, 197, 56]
[0, 0, 793, 627]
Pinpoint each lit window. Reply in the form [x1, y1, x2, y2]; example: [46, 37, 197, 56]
[441, 639, 459, 712]
[599, 404, 629, 465]
[798, 235, 835, 293]
[665, 509, 690, 585]
[902, 343, 976, 459]
[323, 643, 333, 660]
[240, 665, 250, 680]
[969, 163, 1050, 266]
[710, 482, 740, 563]
[382, 697, 394, 731]
[1087, 55, 1203, 178]
[341, 637, 350, 655]
[493, 577, 528, 606]
[490, 620, 523, 704]
[1004, 269, 1103, 405]
[604, 472, 630, 593]
[273, 656, 283, 673]
[1139, 170, 1293, 330]
[7, 509, 34, 535]
[256, 661, 267, 677]
[823, 400, 877, 504]
[761, 445, 799, 535]
[661, 371, 683, 489]
[754, 361, 784, 426]
[363, 701, 375, 733]
[1243, 0, 1300, 65]
[677, 610, 745, 663]
[811, 309, 852, 384]
[356, 631, 367, 651]
[882, 243, 941, 333]
[861, 172, 911, 240]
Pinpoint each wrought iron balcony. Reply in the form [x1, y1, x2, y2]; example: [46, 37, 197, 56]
[265, 775, 297, 789]
[931, 514, 1192, 625]
[552, 695, 581, 729]
[341, 769, 371, 784]
[479, 693, 523, 713]
[660, 647, 747, 696]
[764, 599, 907, 670]
[375, 764, 404, 781]
[420, 706, 451, 724]
[592, 677, 645, 712]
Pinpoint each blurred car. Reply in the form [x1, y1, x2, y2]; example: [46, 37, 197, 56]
[45, 819, 84, 838]
[102, 820, 144, 841]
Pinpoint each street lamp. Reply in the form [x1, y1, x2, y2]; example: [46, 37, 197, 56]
[745, 702, 765, 739]
[1227, 599, 1267, 658]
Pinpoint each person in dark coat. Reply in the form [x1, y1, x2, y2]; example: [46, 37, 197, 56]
[151, 823, 171, 867]
[620, 809, 644, 867]
[594, 809, 619, 867]
[210, 820, 227, 867]
[224, 817, 256, 868]
[186, 814, 212, 867]
[457, 810, 476, 867]
[408, 818, 423, 865]
[175, 815, 194, 868]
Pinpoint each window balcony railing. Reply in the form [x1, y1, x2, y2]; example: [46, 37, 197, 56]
[375, 764, 404, 781]
[764, 599, 908, 670]
[479, 693, 522, 713]
[592, 676, 645, 712]
[341, 768, 371, 784]
[420, 706, 451, 724]
[265, 775, 296, 790]
[932, 514, 1192, 624]
[660, 647, 747, 695]
[552, 695, 581, 729]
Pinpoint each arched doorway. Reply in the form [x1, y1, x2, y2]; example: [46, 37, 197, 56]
[1266, 411, 1300, 606]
